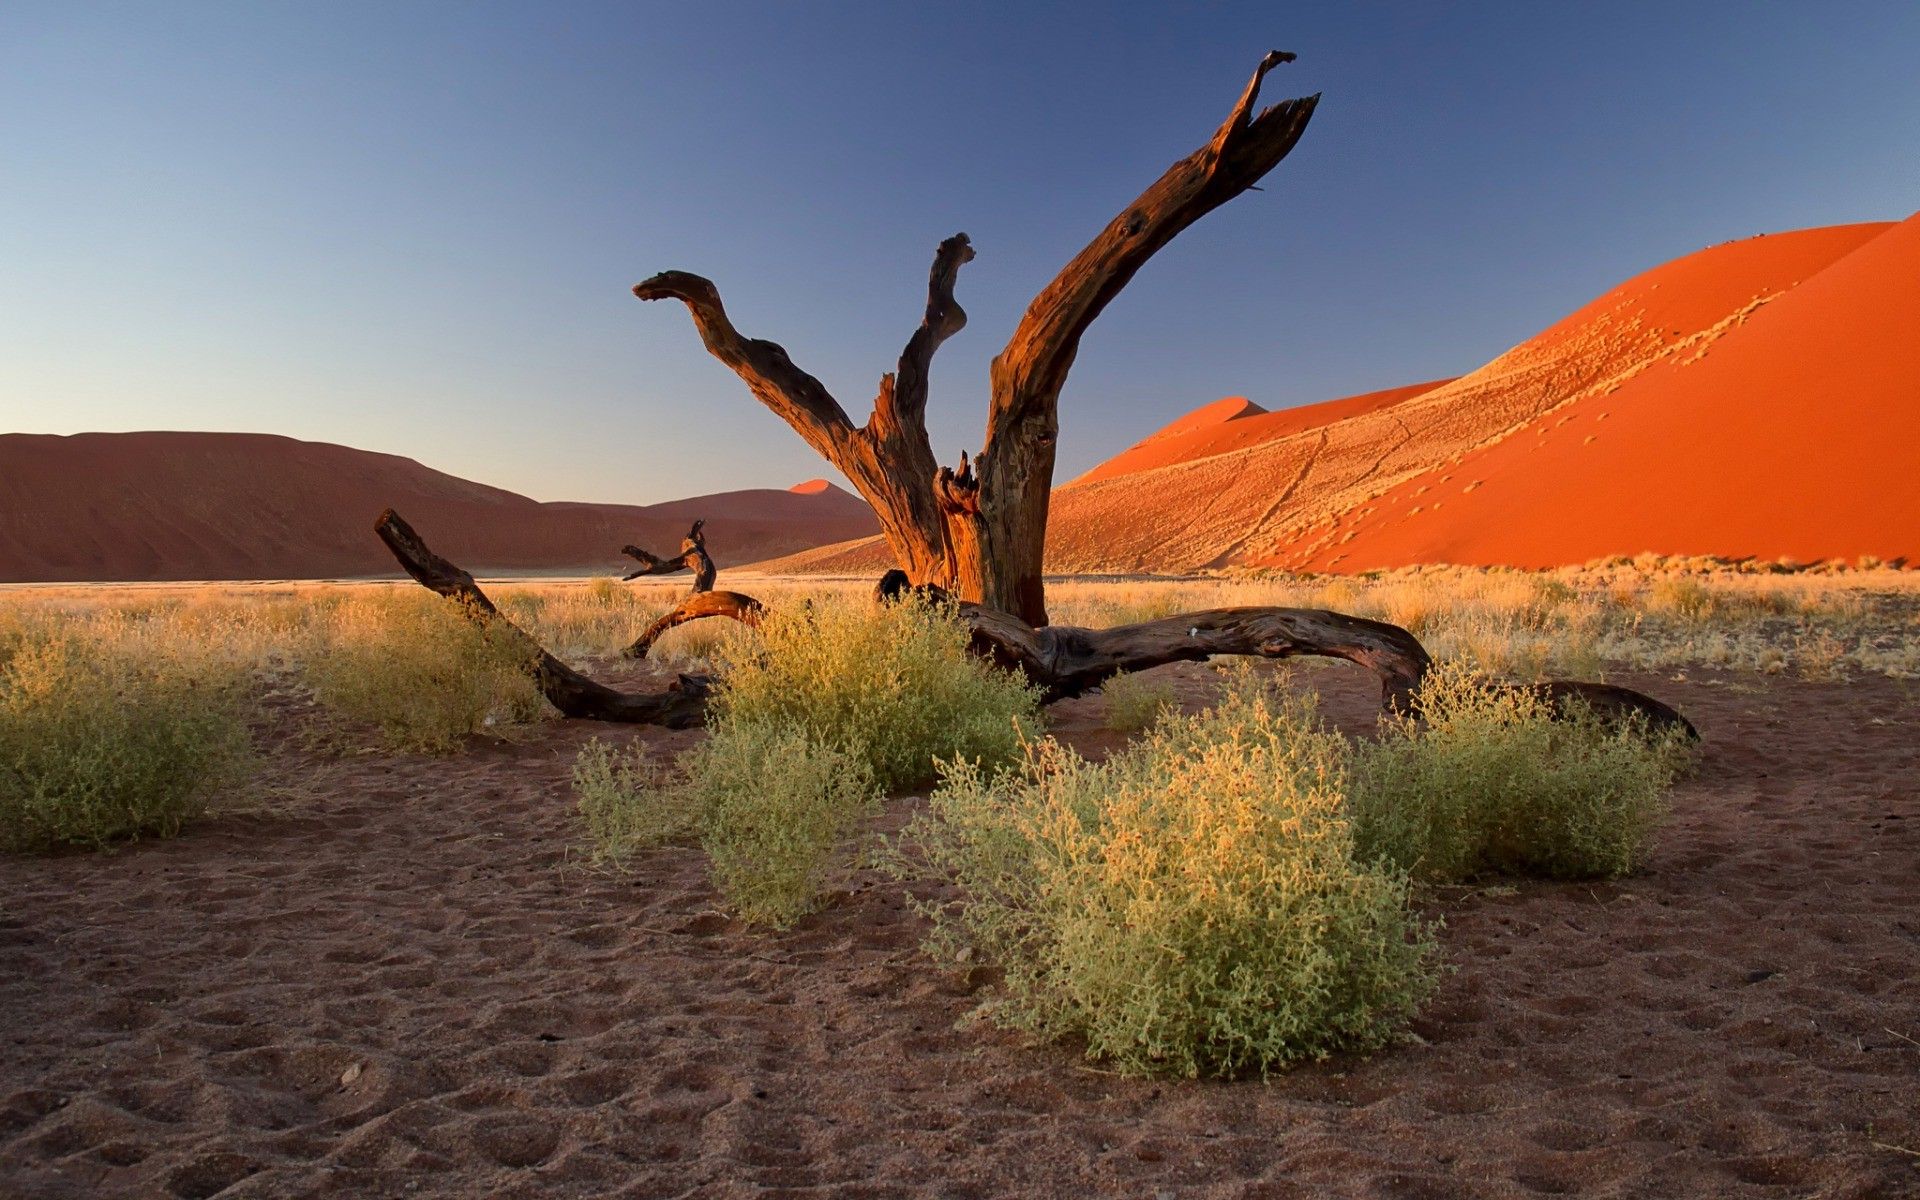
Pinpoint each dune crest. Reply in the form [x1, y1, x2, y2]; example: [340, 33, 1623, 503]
[1275, 213, 1920, 570]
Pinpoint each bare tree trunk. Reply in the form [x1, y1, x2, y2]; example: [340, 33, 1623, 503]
[634, 53, 1318, 624]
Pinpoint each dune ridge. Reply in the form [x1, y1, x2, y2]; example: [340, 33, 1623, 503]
[1274, 214, 1920, 570]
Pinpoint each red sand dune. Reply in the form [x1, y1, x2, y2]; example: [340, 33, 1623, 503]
[1273, 214, 1920, 570]
[0, 433, 876, 583]
[1070, 382, 1449, 486]
[757, 217, 1913, 577]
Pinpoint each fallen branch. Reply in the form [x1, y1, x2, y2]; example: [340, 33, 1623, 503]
[624, 590, 766, 660]
[957, 604, 1430, 708]
[378, 514, 1693, 738]
[374, 510, 710, 727]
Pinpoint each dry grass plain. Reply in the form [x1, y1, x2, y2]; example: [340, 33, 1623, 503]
[3, 565, 1918, 1198]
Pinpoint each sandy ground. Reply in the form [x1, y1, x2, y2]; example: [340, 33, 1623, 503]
[2, 663, 1917, 1198]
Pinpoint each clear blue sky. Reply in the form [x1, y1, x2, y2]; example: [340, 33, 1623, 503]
[3, 2, 1915, 504]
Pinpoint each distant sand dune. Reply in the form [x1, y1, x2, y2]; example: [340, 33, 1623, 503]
[0, 432, 877, 583]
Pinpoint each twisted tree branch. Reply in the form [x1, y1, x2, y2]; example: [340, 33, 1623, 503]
[621, 519, 715, 591]
[624, 590, 765, 660]
[988, 50, 1318, 435]
[631, 272, 856, 464]
[374, 509, 710, 727]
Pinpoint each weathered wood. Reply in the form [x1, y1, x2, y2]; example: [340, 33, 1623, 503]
[374, 509, 710, 727]
[621, 519, 715, 591]
[957, 603, 1694, 737]
[636, 54, 1318, 625]
[623, 590, 765, 660]
[971, 51, 1318, 624]
[634, 236, 975, 592]
[374, 514, 1694, 738]
[1524, 680, 1699, 740]
[957, 604, 1430, 708]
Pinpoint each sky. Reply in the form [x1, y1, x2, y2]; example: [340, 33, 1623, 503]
[2, 2, 1916, 505]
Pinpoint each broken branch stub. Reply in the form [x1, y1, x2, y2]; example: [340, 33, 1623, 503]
[621, 519, 716, 592]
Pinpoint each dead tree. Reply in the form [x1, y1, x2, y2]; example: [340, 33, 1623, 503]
[614, 519, 761, 658]
[621, 519, 715, 590]
[373, 51, 1692, 741]
[377, 511, 1696, 739]
[634, 51, 1318, 626]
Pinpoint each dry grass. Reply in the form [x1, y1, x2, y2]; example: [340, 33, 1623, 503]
[1099, 669, 1177, 733]
[0, 559, 1910, 773]
[1045, 562, 1920, 682]
[303, 592, 548, 752]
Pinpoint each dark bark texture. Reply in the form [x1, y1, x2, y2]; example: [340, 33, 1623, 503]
[635, 52, 1317, 625]
[377, 512, 1695, 738]
[621, 520, 715, 592]
[375, 510, 710, 727]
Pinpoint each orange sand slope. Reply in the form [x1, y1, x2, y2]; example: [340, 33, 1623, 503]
[1273, 214, 1920, 570]
[0, 433, 876, 582]
[759, 217, 1910, 576]
[1069, 382, 1451, 486]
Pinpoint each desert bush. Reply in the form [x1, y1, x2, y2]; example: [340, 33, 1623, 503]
[0, 620, 251, 852]
[574, 724, 879, 926]
[304, 593, 545, 752]
[710, 595, 1041, 791]
[896, 673, 1436, 1078]
[1349, 662, 1684, 882]
[1100, 669, 1176, 733]
[695, 722, 880, 927]
[572, 737, 700, 863]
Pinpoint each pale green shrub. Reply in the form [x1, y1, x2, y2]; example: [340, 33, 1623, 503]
[574, 724, 879, 927]
[1100, 669, 1176, 733]
[695, 722, 879, 927]
[0, 621, 251, 852]
[711, 596, 1041, 791]
[572, 737, 700, 863]
[304, 593, 545, 752]
[897, 674, 1436, 1078]
[1350, 662, 1684, 881]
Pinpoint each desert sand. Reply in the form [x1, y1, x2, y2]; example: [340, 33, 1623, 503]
[3, 660, 1916, 1198]
[1068, 383, 1451, 487]
[1279, 214, 1920, 571]
[0, 433, 876, 583]
[760, 218, 1916, 578]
